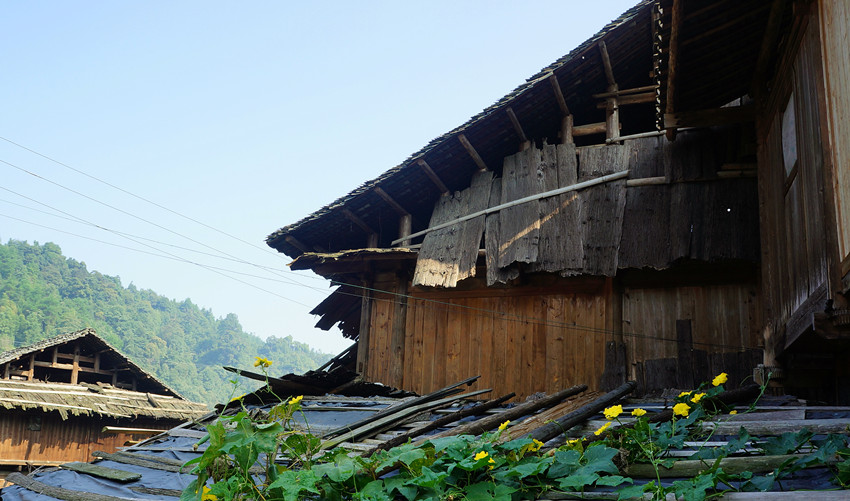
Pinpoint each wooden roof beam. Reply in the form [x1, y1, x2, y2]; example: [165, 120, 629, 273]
[505, 107, 529, 151]
[664, 104, 755, 129]
[665, 0, 683, 141]
[416, 159, 449, 195]
[373, 186, 413, 247]
[548, 73, 570, 116]
[342, 209, 378, 248]
[458, 134, 488, 171]
[373, 187, 409, 216]
[598, 40, 620, 142]
[751, 0, 786, 97]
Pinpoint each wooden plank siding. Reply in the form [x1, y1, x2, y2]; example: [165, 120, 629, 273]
[365, 281, 609, 400]
[0, 411, 170, 466]
[757, 9, 833, 353]
[818, 0, 850, 273]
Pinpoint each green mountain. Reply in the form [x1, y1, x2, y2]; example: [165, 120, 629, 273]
[0, 239, 331, 406]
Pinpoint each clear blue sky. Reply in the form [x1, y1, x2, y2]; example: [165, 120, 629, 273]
[1, 1, 637, 354]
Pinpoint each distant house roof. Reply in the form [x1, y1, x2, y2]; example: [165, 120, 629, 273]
[0, 328, 199, 407]
[0, 379, 208, 421]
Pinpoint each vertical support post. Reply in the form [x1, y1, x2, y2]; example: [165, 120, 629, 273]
[355, 272, 374, 377]
[666, 0, 683, 141]
[367, 233, 379, 248]
[399, 214, 412, 247]
[28, 354, 35, 381]
[52, 347, 58, 366]
[71, 344, 80, 385]
[560, 115, 574, 145]
[599, 41, 620, 142]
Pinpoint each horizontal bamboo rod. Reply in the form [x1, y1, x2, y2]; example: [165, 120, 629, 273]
[391, 170, 629, 245]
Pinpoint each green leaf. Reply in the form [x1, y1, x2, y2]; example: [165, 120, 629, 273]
[464, 482, 495, 501]
[616, 483, 648, 500]
[383, 475, 419, 501]
[557, 472, 599, 490]
[596, 475, 632, 487]
[547, 449, 581, 478]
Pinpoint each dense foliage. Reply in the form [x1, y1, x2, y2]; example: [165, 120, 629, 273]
[0, 240, 331, 405]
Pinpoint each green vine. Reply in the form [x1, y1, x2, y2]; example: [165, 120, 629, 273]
[181, 369, 850, 500]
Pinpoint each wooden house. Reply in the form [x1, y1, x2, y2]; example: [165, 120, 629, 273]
[267, 0, 850, 403]
[0, 329, 208, 482]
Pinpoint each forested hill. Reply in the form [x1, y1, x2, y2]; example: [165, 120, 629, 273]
[0, 240, 331, 405]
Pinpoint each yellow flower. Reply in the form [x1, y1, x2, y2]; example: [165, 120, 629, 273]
[529, 439, 544, 452]
[254, 356, 272, 368]
[594, 421, 612, 435]
[712, 372, 728, 387]
[673, 403, 690, 417]
[603, 405, 623, 420]
[678, 391, 692, 398]
[488, 457, 496, 469]
[567, 438, 582, 447]
[691, 392, 707, 404]
[631, 408, 647, 417]
[729, 410, 738, 415]
[498, 420, 510, 431]
[200, 486, 217, 501]
[288, 395, 303, 406]
[474, 451, 490, 462]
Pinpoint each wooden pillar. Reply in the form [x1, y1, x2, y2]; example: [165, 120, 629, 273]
[27, 355, 35, 381]
[71, 344, 80, 384]
[599, 41, 620, 142]
[666, 0, 683, 141]
[399, 214, 412, 247]
[676, 319, 695, 389]
[355, 272, 374, 376]
[560, 115, 574, 145]
[112, 370, 118, 387]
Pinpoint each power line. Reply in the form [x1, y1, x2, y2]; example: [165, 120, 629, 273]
[0, 136, 288, 262]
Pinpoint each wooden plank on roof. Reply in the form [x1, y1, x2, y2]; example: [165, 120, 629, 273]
[412, 170, 493, 288]
[498, 147, 541, 268]
[6, 473, 131, 501]
[60, 462, 141, 482]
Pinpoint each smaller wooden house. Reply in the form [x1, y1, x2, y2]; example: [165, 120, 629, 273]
[0, 328, 208, 484]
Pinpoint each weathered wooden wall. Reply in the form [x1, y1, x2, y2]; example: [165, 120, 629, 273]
[818, 0, 850, 276]
[362, 271, 762, 400]
[364, 278, 610, 401]
[758, 10, 831, 353]
[0, 411, 172, 466]
[622, 283, 762, 394]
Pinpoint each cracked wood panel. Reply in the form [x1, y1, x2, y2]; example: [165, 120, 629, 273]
[577, 144, 628, 276]
[413, 170, 493, 288]
[532, 142, 579, 274]
[498, 147, 542, 268]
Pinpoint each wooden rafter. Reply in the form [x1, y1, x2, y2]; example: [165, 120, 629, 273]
[505, 107, 528, 145]
[548, 73, 570, 115]
[751, 0, 786, 95]
[598, 40, 620, 142]
[592, 84, 658, 99]
[416, 159, 449, 194]
[458, 134, 488, 171]
[666, 0, 684, 140]
[373, 187, 409, 216]
[284, 235, 311, 253]
[342, 209, 376, 237]
[663, 104, 755, 128]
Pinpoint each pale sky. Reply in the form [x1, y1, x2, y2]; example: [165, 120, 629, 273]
[1, 1, 637, 354]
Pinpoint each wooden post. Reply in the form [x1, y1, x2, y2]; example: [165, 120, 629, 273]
[398, 214, 412, 247]
[666, 0, 683, 141]
[560, 114, 574, 145]
[598, 41, 620, 142]
[71, 344, 80, 384]
[28, 354, 35, 381]
[356, 272, 374, 376]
